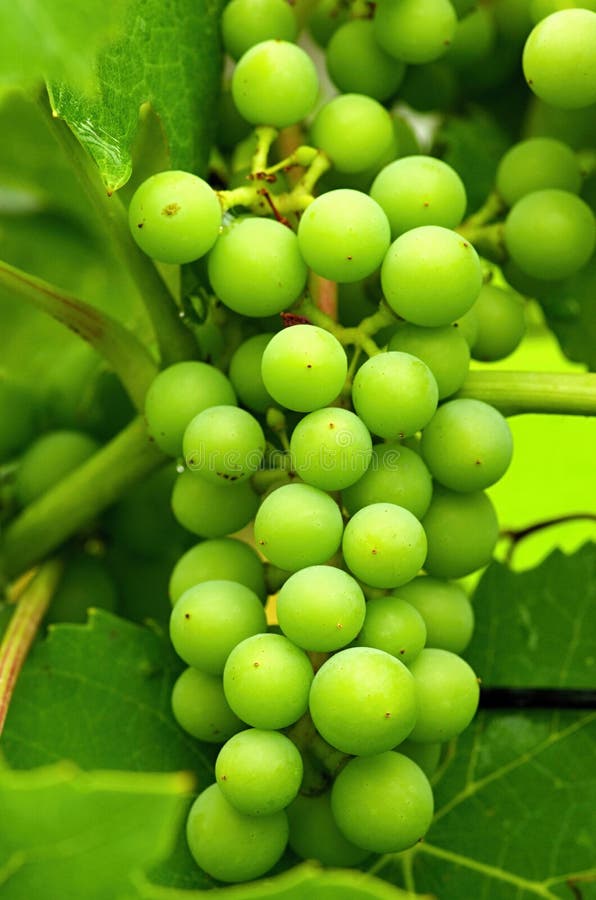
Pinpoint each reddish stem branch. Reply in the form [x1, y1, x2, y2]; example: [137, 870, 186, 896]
[0, 559, 63, 736]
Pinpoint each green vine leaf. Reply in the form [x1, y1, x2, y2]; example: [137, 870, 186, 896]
[48, 0, 225, 192]
[138, 860, 427, 899]
[0, 2, 128, 96]
[371, 545, 596, 899]
[1, 609, 215, 780]
[535, 255, 596, 373]
[0, 763, 192, 900]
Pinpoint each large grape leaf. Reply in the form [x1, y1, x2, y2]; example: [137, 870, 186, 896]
[49, 0, 225, 192]
[0, 2, 128, 95]
[534, 255, 596, 372]
[136, 861, 428, 899]
[1, 609, 214, 778]
[0, 763, 192, 900]
[371, 544, 596, 899]
[433, 107, 511, 214]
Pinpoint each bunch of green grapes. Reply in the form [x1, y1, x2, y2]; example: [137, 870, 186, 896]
[106, 0, 596, 885]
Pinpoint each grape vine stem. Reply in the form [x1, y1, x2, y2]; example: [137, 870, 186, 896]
[0, 418, 164, 582]
[40, 92, 197, 366]
[0, 559, 63, 736]
[457, 370, 596, 417]
[0, 258, 157, 410]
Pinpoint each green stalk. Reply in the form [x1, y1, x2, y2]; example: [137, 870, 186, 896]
[40, 94, 196, 366]
[0, 259, 157, 410]
[0, 419, 164, 582]
[457, 371, 596, 417]
[0, 559, 63, 736]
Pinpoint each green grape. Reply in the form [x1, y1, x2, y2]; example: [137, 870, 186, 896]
[523, 9, 596, 109]
[408, 648, 480, 742]
[351, 352, 439, 439]
[15, 430, 99, 507]
[289, 407, 372, 492]
[215, 86, 252, 151]
[172, 470, 259, 538]
[493, 0, 534, 41]
[399, 61, 459, 113]
[261, 325, 347, 412]
[325, 19, 406, 101]
[232, 40, 318, 128]
[524, 94, 596, 149]
[0, 377, 36, 463]
[171, 667, 244, 742]
[394, 114, 422, 157]
[447, 6, 496, 68]
[373, 0, 457, 64]
[331, 752, 434, 852]
[308, 0, 350, 46]
[228, 333, 275, 413]
[356, 595, 427, 665]
[451, 0, 477, 15]
[183, 405, 265, 485]
[342, 443, 433, 521]
[370, 156, 467, 239]
[398, 739, 442, 778]
[208, 217, 308, 317]
[531, 0, 596, 23]
[297, 189, 391, 284]
[470, 283, 526, 361]
[47, 554, 117, 625]
[223, 632, 314, 729]
[144, 361, 236, 457]
[276, 565, 366, 652]
[309, 647, 417, 755]
[310, 93, 395, 174]
[396, 576, 475, 653]
[504, 189, 595, 280]
[422, 485, 499, 578]
[342, 503, 427, 589]
[186, 783, 288, 883]
[169, 580, 267, 674]
[454, 304, 479, 348]
[215, 729, 303, 815]
[222, 0, 298, 61]
[128, 170, 222, 264]
[496, 137, 582, 207]
[169, 538, 266, 605]
[254, 483, 344, 571]
[381, 226, 483, 326]
[287, 792, 371, 866]
[388, 323, 471, 399]
[421, 398, 513, 492]
[104, 463, 189, 558]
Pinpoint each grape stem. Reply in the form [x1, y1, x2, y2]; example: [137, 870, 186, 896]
[0, 558, 63, 736]
[0, 418, 164, 582]
[294, 295, 397, 356]
[458, 190, 505, 230]
[40, 92, 197, 366]
[217, 147, 330, 216]
[456, 221, 507, 262]
[457, 370, 596, 417]
[285, 712, 349, 787]
[501, 513, 596, 563]
[0, 258, 157, 410]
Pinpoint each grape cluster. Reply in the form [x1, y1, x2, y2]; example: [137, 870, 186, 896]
[119, 0, 596, 884]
